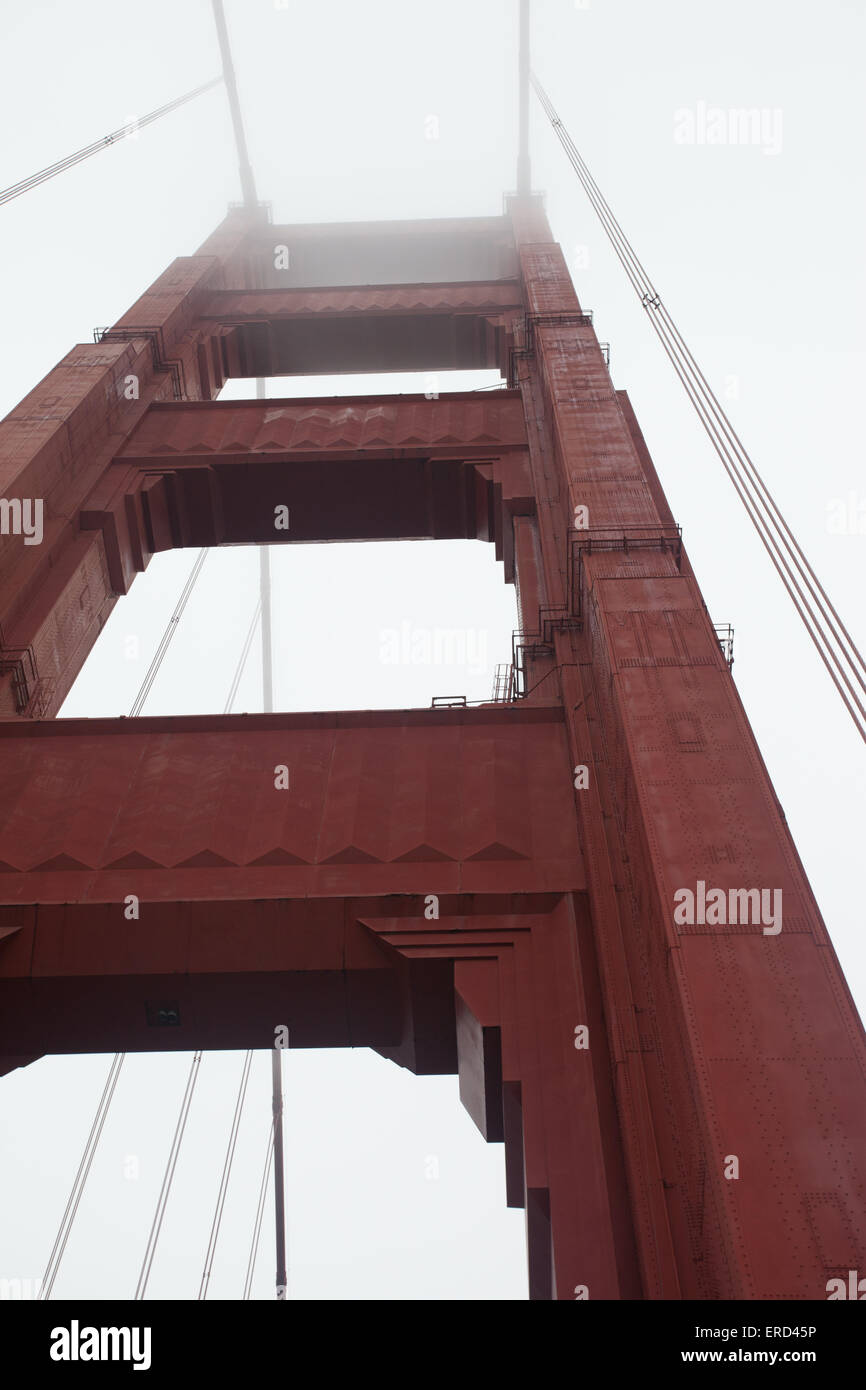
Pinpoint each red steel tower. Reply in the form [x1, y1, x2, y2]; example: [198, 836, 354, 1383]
[0, 195, 864, 1299]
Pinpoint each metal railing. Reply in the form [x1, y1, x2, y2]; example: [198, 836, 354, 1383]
[714, 624, 735, 668]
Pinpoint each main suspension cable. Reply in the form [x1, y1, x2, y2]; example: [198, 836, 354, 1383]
[541, 84, 866, 697]
[0, 79, 222, 208]
[532, 73, 865, 742]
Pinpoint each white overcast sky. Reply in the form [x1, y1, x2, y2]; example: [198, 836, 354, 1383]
[0, 0, 863, 1301]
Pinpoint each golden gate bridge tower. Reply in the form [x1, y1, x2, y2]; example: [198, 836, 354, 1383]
[0, 1, 864, 1302]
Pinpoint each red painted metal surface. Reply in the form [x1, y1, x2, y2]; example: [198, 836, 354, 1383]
[204, 282, 522, 317]
[0, 706, 578, 892]
[0, 199, 864, 1300]
[116, 392, 526, 460]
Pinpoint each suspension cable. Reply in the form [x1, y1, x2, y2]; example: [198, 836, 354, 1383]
[129, 551, 208, 716]
[45, 551, 264, 1298]
[38, 1054, 125, 1299]
[39, 549, 210, 1296]
[243, 1121, 275, 1300]
[135, 1051, 203, 1300]
[27, 12, 262, 1293]
[531, 73, 866, 743]
[223, 601, 262, 713]
[537, 83, 866, 700]
[197, 1050, 254, 1299]
[0, 79, 222, 209]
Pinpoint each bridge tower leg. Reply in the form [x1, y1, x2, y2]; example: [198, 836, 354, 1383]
[1, 196, 864, 1299]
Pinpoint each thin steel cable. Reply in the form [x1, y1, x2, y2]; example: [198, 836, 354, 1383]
[531, 73, 866, 741]
[549, 143, 866, 735]
[658, 303, 866, 683]
[0, 80, 222, 208]
[243, 1121, 275, 1300]
[223, 601, 262, 713]
[39, 1054, 126, 1299]
[540, 85, 866, 692]
[135, 1051, 203, 1300]
[129, 550, 208, 716]
[39, 551, 212, 1297]
[558, 171, 866, 736]
[533, 74, 866, 701]
[31, 18, 255, 1272]
[130, 551, 263, 1299]
[198, 1050, 254, 1299]
[647, 309, 866, 735]
[129, 545, 259, 1297]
